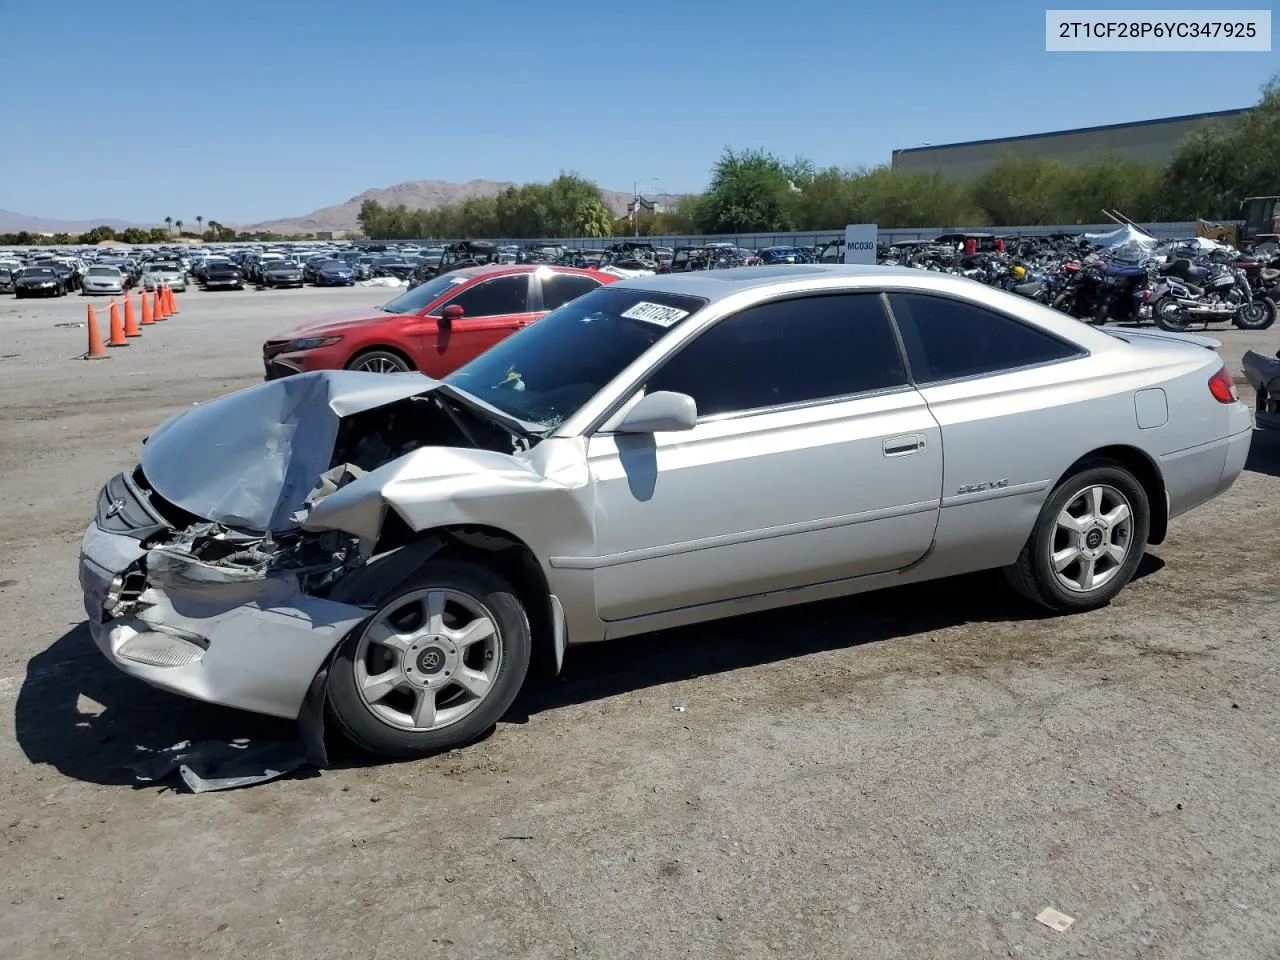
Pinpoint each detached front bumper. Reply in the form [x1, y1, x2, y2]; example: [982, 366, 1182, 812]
[1243, 350, 1280, 430]
[79, 520, 369, 720]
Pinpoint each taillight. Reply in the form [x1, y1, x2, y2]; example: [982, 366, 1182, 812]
[1208, 365, 1237, 404]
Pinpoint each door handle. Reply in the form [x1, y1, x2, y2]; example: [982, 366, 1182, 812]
[883, 434, 925, 458]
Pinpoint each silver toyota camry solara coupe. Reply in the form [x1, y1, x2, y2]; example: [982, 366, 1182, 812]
[79, 265, 1253, 757]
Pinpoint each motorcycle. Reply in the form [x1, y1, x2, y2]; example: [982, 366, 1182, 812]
[1147, 255, 1275, 331]
[1087, 258, 1151, 325]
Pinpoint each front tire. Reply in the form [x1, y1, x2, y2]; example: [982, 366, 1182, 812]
[1235, 298, 1275, 330]
[1005, 460, 1150, 612]
[326, 561, 532, 758]
[347, 349, 413, 374]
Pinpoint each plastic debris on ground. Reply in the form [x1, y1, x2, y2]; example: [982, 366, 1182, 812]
[1036, 907, 1076, 932]
[358, 277, 405, 287]
[127, 670, 329, 792]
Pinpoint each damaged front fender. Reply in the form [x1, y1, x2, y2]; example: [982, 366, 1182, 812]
[301, 436, 594, 562]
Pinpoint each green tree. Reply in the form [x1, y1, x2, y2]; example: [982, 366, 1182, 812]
[148, 227, 169, 243]
[164, 216, 173, 234]
[1164, 72, 1280, 219]
[175, 219, 184, 235]
[195, 215, 203, 234]
[693, 148, 804, 233]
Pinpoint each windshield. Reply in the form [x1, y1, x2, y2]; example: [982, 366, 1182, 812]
[88, 266, 121, 276]
[23, 267, 55, 277]
[318, 260, 345, 270]
[444, 287, 708, 430]
[381, 272, 472, 314]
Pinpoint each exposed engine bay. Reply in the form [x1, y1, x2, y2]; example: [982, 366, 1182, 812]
[95, 373, 538, 618]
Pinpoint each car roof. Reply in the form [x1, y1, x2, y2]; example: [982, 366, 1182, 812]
[620, 264, 929, 300]
[448, 263, 610, 281]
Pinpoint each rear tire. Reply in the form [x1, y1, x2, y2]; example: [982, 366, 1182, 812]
[1152, 296, 1190, 332]
[326, 561, 532, 758]
[1005, 459, 1150, 612]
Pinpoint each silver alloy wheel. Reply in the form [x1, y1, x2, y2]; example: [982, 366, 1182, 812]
[353, 587, 502, 731]
[1237, 300, 1270, 327]
[1051, 484, 1134, 593]
[1158, 299, 1186, 324]
[353, 354, 408, 374]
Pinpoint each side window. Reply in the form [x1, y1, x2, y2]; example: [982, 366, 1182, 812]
[541, 273, 601, 311]
[446, 275, 529, 317]
[645, 294, 907, 418]
[887, 293, 1083, 384]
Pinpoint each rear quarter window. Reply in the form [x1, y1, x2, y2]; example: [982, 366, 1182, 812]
[887, 293, 1085, 384]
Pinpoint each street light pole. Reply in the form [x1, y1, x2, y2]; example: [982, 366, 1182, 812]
[632, 177, 659, 238]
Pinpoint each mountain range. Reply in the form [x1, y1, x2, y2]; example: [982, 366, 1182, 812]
[0, 210, 145, 234]
[0, 180, 689, 236]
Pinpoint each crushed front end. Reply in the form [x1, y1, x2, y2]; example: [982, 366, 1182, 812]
[77, 369, 542, 720]
[80, 466, 372, 718]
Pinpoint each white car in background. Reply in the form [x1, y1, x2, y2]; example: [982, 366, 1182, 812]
[140, 262, 187, 292]
[80, 265, 126, 296]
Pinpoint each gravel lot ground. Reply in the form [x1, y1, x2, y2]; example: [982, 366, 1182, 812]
[1, 284, 1279, 959]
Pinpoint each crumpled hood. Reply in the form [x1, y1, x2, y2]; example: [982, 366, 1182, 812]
[140, 370, 438, 533]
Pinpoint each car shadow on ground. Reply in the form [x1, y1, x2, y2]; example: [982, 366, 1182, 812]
[1246, 428, 1280, 479]
[16, 559, 1165, 788]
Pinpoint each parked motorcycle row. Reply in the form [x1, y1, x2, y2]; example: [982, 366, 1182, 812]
[881, 225, 1280, 332]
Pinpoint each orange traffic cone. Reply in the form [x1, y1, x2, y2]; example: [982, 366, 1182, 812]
[84, 305, 109, 360]
[152, 289, 166, 321]
[166, 284, 178, 315]
[107, 301, 129, 347]
[122, 296, 141, 337]
[140, 291, 154, 325]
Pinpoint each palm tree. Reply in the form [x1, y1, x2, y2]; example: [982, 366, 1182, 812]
[164, 216, 173, 234]
[196, 215, 204, 235]
[208, 220, 221, 240]
[175, 219, 184, 235]
[575, 200, 614, 238]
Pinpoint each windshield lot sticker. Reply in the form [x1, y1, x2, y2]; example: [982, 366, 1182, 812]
[621, 302, 690, 327]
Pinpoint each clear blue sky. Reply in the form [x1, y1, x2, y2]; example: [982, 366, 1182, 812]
[0, 0, 1272, 225]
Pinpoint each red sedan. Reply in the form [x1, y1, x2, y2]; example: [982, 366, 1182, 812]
[262, 264, 618, 379]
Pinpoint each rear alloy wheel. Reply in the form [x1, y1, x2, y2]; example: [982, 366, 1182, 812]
[1005, 461, 1150, 612]
[1152, 296, 1190, 332]
[326, 562, 532, 758]
[348, 349, 412, 374]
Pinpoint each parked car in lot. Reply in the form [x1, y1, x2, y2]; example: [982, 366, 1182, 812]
[1242, 347, 1280, 430]
[260, 260, 305, 289]
[78, 264, 1253, 759]
[80, 265, 126, 296]
[140, 262, 187, 292]
[200, 260, 245, 290]
[262, 264, 616, 379]
[13, 265, 66, 297]
[0, 263, 19, 293]
[312, 259, 356, 287]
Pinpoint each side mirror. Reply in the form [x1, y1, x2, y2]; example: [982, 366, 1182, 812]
[440, 304, 464, 326]
[614, 391, 698, 434]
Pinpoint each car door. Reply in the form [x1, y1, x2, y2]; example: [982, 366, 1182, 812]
[586, 292, 944, 622]
[419, 273, 538, 378]
[884, 292, 1092, 562]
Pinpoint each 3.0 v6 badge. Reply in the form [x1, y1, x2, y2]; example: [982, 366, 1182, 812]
[956, 478, 1010, 495]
